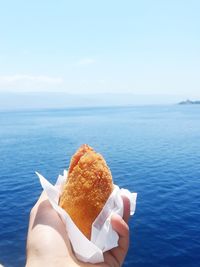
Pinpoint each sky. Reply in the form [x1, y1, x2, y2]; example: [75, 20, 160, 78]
[0, 0, 200, 106]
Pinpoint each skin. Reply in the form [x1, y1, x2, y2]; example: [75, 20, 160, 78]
[26, 192, 130, 267]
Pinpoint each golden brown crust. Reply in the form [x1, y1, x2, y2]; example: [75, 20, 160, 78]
[59, 144, 113, 239]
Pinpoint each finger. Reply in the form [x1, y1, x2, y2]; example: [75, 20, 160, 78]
[111, 214, 129, 240]
[36, 191, 48, 205]
[31, 191, 48, 212]
[103, 251, 119, 267]
[110, 214, 129, 265]
[121, 195, 130, 224]
[29, 191, 49, 228]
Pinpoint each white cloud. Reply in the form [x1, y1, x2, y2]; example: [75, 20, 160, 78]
[0, 74, 64, 92]
[0, 74, 63, 84]
[77, 58, 95, 66]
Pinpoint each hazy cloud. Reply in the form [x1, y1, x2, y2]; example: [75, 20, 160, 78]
[77, 58, 95, 66]
[0, 74, 64, 92]
[0, 74, 63, 84]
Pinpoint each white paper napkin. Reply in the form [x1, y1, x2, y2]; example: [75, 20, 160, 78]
[36, 170, 137, 263]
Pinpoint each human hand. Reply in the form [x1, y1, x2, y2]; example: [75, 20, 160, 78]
[26, 192, 130, 267]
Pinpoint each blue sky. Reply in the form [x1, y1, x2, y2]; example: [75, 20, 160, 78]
[0, 0, 199, 102]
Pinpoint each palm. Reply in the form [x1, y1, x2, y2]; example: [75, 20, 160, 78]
[26, 193, 130, 267]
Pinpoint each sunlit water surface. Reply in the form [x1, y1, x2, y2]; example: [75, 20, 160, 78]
[0, 105, 200, 267]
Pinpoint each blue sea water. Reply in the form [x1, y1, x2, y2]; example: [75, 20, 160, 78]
[0, 105, 200, 267]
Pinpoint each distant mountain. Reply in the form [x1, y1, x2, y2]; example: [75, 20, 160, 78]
[179, 99, 200, 105]
[0, 92, 181, 111]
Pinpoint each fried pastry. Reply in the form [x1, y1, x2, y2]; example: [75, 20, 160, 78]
[59, 144, 113, 239]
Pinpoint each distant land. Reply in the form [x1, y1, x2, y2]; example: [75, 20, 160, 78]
[1, 92, 200, 111]
[179, 99, 200, 105]
[0, 92, 184, 111]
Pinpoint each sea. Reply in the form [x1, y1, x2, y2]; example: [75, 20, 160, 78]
[0, 105, 200, 267]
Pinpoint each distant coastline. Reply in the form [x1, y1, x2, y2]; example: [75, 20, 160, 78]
[178, 99, 200, 105]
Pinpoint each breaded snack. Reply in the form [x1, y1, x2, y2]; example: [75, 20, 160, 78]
[59, 144, 113, 239]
